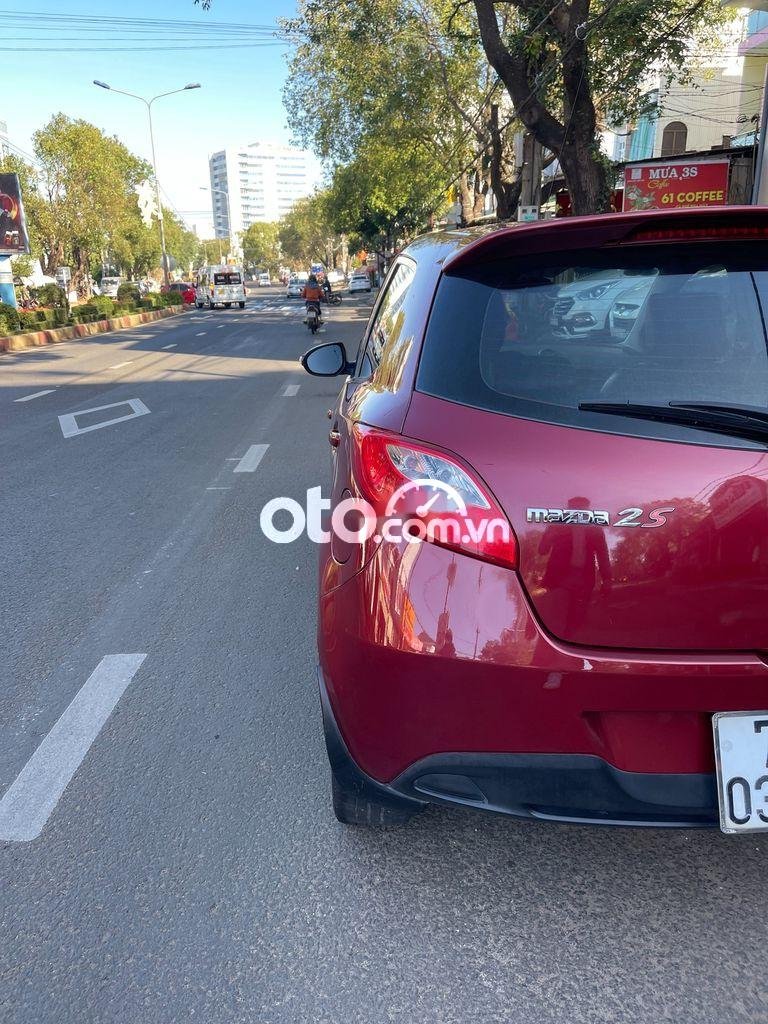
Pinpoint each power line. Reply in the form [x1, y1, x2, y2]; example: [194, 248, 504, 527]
[0, 42, 288, 52]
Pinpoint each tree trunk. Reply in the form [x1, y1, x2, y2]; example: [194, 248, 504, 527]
[458, 172, 475, 226]
[42, 240, 64, 277]
[472, 167, 487, 221]
[557, 140, 610, 215]
[71, 245, 92, 300]
[474, 0, 612, 216]
[489, 104, 521, 220]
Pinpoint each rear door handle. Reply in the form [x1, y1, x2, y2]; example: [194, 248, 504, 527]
[328, 429, 341, 448]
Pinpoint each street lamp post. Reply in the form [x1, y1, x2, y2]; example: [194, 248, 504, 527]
[93, 80, 201, 288]
[200, 186, 233, 264]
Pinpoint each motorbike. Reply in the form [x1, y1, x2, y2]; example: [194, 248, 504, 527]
[326, 291, 343, 305]
[305, 300, 322, 334]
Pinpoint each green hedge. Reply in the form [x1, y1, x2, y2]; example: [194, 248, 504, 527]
[35, 284, 67, 308]
[117, 282, 141, 302]
[1, 294, 181, 336]
[90, 295, 115, 318]
[18, 310, 42, 331]
[0, 302, 20, 334]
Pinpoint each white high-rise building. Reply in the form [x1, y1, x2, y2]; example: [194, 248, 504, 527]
[208, 142, 319, 239]
[0, 120, 11, 160]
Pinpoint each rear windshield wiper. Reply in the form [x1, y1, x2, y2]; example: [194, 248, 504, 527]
[578, 401, 768, 444]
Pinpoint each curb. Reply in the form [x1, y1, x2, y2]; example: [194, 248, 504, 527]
[0, 306, 185, 353]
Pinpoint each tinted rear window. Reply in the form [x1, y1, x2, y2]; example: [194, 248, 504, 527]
[417, 244, 768, 441]
[214, 273, 241, 285]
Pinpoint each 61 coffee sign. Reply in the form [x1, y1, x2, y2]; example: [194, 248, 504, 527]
[623, 159, 729, 212]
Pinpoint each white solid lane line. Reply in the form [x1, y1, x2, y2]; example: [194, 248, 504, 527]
[282, 384, 300, 397]
[233, 443, 269, 473]
[0, 654, 147, 842]
[14, 389, 57, 403]
[161, 343, 177, 349]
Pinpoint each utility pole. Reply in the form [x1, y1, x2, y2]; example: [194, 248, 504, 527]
[201, 187, 232, 263]
[752, 64, 768, 204]
[93, 80, 201, 286]
[518, 133, 543, 221]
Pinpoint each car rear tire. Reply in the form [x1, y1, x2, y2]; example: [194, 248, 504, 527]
[331, 773, 420, 827]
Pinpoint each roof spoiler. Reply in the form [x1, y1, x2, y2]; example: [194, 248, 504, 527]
[444, 207, 768, 272]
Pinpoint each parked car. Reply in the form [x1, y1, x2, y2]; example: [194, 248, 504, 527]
[300, 206, 768, 833]
[100, 276, 122, 298]
[349, 270, 372, 294]
[550, 269, 639, 338]
[165, 281, 193, 296]
[286, 279, 304, 299]
[608, 277, 655, 339]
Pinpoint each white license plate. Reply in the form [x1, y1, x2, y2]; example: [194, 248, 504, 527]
[713, 711, 768, 834]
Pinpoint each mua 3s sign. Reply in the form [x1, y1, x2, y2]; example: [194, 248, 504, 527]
[622, 159, 730, 213]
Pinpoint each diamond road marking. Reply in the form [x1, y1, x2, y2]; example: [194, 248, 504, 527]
[58, 398, 150, 438]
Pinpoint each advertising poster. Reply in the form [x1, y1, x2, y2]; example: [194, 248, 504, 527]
[623, 160, 729, 212]
[0, 172, 31, 255]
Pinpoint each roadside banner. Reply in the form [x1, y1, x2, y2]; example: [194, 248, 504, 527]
[623, 160, 729, 212]
[0, 173, 30, 255]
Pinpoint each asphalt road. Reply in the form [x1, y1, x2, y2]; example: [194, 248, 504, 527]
[1, 286, 767, 1024]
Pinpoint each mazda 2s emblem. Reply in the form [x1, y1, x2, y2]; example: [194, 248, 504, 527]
[527, 506, 675, 528]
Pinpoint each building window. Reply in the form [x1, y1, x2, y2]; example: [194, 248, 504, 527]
[661, 121, 688, 157]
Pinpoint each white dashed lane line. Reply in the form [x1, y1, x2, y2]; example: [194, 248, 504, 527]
[14, 389, 57, 403]
[161, 343, 177, 350]
[282, 384, 300, 397]
[195, 332, 207, 337]
[0, 654, 147, 842]
[233, 444, 269, 473]
[109, 361, 134, 370]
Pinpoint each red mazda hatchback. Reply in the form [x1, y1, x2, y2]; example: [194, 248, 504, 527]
[301, 207, 768, 833]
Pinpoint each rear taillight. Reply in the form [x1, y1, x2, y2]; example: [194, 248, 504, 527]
[351, 425, 517, 569]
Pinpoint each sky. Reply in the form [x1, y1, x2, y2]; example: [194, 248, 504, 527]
[0, 0, 320, 237]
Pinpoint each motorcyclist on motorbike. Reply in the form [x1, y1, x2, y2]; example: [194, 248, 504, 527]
[302, 274, 324, 328]
[302, 274, 324, 307]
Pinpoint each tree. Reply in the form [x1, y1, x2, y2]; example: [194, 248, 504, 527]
[241, 222, 281, 272]
[283, 0, 518, 224]
[161, 209, 200, 276]
[197, 238, 226, 266]
[472, 0, 731, 214]
[31, 114, 151, 296]
[325, 137, 448, 252]
[279, 193, 341, 268]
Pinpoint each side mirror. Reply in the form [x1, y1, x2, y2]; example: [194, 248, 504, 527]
[300, 342, 353, 377]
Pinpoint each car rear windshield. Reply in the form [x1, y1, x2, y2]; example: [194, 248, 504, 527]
[214, 273, 241, 285]
[417, 243, 768, 440]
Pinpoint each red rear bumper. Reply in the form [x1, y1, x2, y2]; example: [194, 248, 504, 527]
[319, 541, 768, 784]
